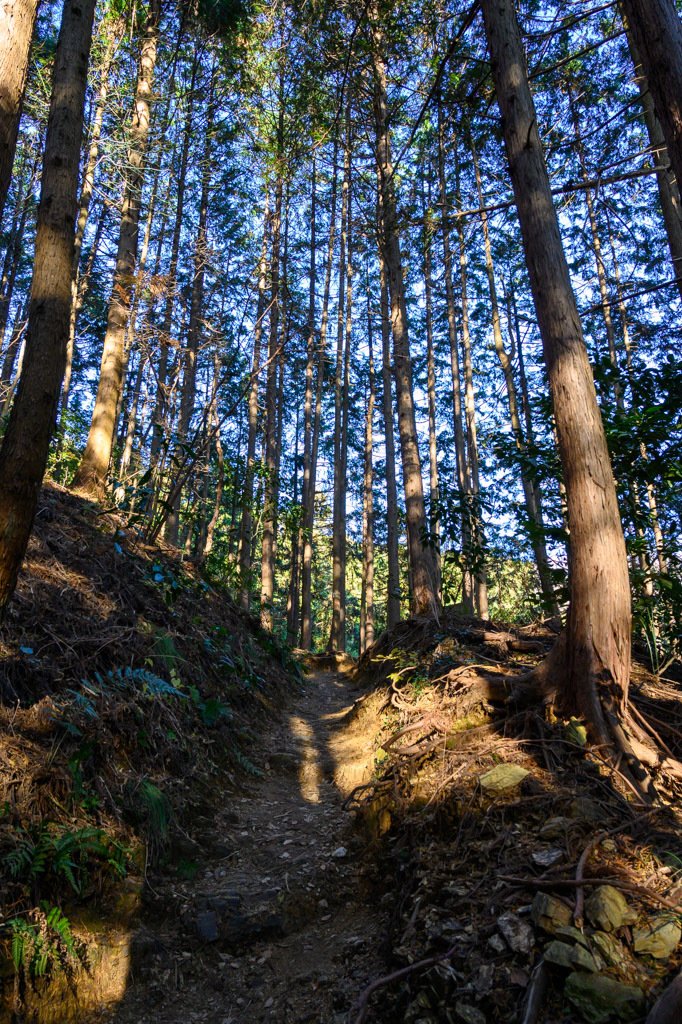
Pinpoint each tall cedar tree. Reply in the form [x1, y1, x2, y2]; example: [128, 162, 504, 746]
[0, 0, 97, 615]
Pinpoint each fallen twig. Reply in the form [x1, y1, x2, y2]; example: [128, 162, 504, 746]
[349, 944, 457, 1024]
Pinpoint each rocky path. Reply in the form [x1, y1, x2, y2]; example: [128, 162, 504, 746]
[100, 661, 384, 1024]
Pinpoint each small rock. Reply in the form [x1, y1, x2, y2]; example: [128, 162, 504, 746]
[543, 940, 601, 972]
[591, 931, 628, 968]
[455, 1002, 486, 1024]
[487, 934, 506, 955]
[633, 916, 681, 959]
[564, 972, 645, 1022]
[331, 846, 347, 859]
[539, 816, 573, 840]
[195, 911, 218, 943]
[585, 886, 637, 933]
[474, 964, 494, 997]
[554, 925, 590, 948]
[497, 912, 534, 954]
[569, 797, 602, 822]
[479, 764, 529, 794]
[531, 848, 564, 868]
[530, 892, 572, 933]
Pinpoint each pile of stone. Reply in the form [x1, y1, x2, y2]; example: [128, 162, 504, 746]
[492, 885, 680, 1022]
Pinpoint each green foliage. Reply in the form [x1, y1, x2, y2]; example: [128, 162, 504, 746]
[6, 904, 87, 983]
[123, 780, 170, 846]
[2, 823, 128, 896]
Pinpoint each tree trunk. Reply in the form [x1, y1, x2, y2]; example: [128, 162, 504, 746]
[238, 194, 269, 610]
[470, 129, 557, 612]
[422, 164, 441, 602]
[481, 0, 653, 799]
[63, 16, 122, 412]
[437, 96, 474, 613]
[167, 60, 215, 545]
[0, 0, 96, 616]
[0, 147, 38, 346]
[329, 103, 351, 652]
[260, 132, 283, 632]
[0, 0, 39, 224]
[620, 1, 682, 236]
[150, 59, 198, 497]
[370, 2, 439, 619]
[301, 139, 339, 649]
[360, 276, 375, 654]
[377, 186, 401, 630]
[298, 153, 317, 646]
[455, 168, 488, 620]
[71, 0, 160, 496]
[623, 20, 682, 300]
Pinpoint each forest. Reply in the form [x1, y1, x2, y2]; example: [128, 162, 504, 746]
[0, 0, 682, 1022]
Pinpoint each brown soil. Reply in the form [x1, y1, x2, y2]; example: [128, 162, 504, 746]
[90, 660, 385, 1024]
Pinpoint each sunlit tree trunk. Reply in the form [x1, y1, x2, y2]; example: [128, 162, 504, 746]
[470, 130, 557, 612]
[360, 277, 375, 654]
[482, 0, 656, 800]
[437, 96, 474, 613]
[71, 0, 160, 496]
[376, 187, 401, 630]
[370, 2, 439, 619]
[623, 21, 682, 299]
[0, 0, 39, 224]
[301, 139, 339, 649]
[455, 162, 488, 619]
[0, 0, 96, 616]
[63, 16, 123, 413]
[620, 0, 682, 228]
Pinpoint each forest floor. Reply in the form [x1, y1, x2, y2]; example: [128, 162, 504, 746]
[91, 658, 386, 1024]
[2, 484, 682, 1023]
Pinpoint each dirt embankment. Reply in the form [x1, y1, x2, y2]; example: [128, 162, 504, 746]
[0, 483, 298, 1021]
[342, 609, 682, 1023]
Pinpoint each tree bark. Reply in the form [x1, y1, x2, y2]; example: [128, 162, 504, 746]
[422, 165, 441, 603]
[150, 59, 198, 496]
[455, 166, 488, 619]
[437, 95, 474, 613]
[370, 2, 439, 619]
[329, 103, 351, 652]
[167, 60, 215, 545]
[238, 194, 269, 610]
[0, 0, 39, 224]
[377, 184, 401, 630]
[481, 0, 652, 799]
[470, 129, 557, 612]
[0, 0, 96, 616]
[301, 139, 339, 649]
[71, 0, 160, 497]
[260, 131, 283, 632]
[360, 276, 375, 654]
[623, 20, 682, 300]
[63, 16, 123, 413]
[620, 0, 682, 235]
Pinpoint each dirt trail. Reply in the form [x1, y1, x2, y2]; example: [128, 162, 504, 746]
[99, 662, 384, 1024]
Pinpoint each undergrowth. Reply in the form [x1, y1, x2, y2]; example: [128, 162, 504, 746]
[0, 483, 297, 1000]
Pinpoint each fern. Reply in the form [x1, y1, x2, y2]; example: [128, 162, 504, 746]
[7, 904, 85, 982]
